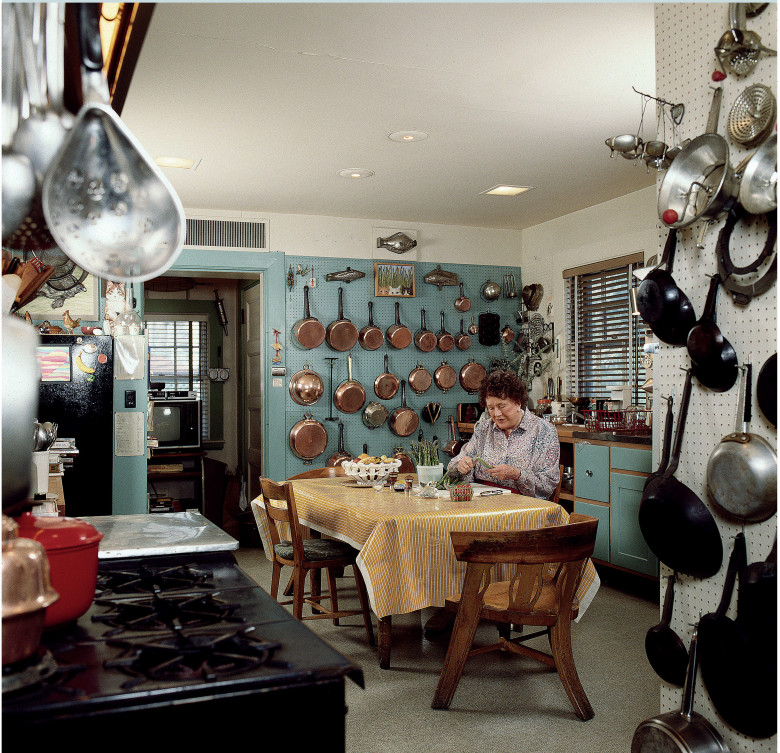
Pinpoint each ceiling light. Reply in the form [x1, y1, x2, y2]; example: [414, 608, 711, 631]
[155, 156, 196, 169]
[480, 185, 536, 196]
[338, 168, 375, 179]
[388, 130, 428, 142]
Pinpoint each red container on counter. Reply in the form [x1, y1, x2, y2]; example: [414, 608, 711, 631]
[15, 512, 103, 628]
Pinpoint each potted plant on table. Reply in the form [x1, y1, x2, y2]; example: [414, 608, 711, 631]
[407, 437, 444, 485]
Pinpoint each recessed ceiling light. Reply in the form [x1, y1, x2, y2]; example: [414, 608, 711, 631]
[480, 185, 536, 196]
[155, 156, 196, 169]
[338, 168, 375, 179]
[388, 130, 428, 142]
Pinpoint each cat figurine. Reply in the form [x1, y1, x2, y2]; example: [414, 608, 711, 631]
[103, 281, 127, 329]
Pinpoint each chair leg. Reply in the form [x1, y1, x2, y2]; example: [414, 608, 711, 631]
[353, 565, 375, 647]
[292, 566, 306, 621]
[549, 619, 594, 721]
[270, 561, 283, 600]
[310, 568, 322, 615]
[326, 567, 340, 625]
[282, 571, 294, 596]
[432, 567, 487, 709]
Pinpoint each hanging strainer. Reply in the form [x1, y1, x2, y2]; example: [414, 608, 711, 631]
[727, 84, 776, 148]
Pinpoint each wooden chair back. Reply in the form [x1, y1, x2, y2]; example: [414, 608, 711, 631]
[550, 464, 564, 504]
[258, 477, 304, 563]
[286, 466, 346, 480]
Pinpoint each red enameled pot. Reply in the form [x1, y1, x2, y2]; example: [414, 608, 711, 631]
[15, 512, 103, 628]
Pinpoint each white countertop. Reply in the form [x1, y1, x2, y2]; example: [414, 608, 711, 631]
[78, 511, 239, 559]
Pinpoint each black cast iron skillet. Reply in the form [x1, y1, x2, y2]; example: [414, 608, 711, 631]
[637, 229, 697, 347]
[698, 532, 776, 739]
[686, 274, 738, 392]
[638, 369, 723, 579]
[643, 393, 674, 498]
[645, 574, 688, 687]
[756, 353, 776, 426]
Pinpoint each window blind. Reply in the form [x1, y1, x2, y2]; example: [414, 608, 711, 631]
[146, 316, 210, 439]
[565, 262, 646, 406]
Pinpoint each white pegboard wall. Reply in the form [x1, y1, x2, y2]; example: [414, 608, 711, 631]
[654, 5, 777, 753]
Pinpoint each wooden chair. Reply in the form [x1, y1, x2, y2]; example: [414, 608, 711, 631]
[255, 477, 375, 646]
[286, 466, 346, 480]
[431, 513, 599, 720]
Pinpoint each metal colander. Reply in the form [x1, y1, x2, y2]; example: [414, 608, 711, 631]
[728, 84, 777, 148]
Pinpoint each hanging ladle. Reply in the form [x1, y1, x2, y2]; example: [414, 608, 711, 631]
[42, 4, 185, 283]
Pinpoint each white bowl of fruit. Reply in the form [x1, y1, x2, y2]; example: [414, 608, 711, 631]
[341, 455, 402, 486]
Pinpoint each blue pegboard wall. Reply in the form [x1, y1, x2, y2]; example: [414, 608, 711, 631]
[282, 256, 522, 476]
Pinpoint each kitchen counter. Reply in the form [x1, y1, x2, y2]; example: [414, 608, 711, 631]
[571, 430, 651, 446]
[78, 510, 238, 558]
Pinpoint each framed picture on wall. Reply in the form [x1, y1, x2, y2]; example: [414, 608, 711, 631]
[374, 262, 415, 297]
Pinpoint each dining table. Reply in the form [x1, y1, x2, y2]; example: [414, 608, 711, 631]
[251, 477, 600, 668]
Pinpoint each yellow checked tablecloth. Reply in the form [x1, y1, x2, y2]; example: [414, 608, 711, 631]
[251, 477, 600, 621]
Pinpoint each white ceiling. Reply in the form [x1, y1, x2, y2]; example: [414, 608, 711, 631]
[122, 2, 658, 232]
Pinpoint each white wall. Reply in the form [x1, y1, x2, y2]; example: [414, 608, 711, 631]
[517, 185, 658, 402]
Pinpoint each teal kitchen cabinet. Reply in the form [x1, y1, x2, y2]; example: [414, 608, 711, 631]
[573, 500, 610, 562]
[574, 443, 610, 503]
[610, 471, 658, 576]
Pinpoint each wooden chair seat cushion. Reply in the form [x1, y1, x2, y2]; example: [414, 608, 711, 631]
[444, 579, 580, 623]
[274, 537, 358, 563]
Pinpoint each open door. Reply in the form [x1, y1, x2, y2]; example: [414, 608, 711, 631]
[241, 280, 263, 503]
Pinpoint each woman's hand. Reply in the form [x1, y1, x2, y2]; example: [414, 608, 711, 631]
[486, 464, 521, 482]
[457, 455, 476, 474]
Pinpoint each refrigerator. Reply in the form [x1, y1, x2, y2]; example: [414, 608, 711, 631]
[36, 334, 114, 517]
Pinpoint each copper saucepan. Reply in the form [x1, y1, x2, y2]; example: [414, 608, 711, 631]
[434, 361, 457, 393]
[386, 301, 412, 349]
[389, 380, 419, 437]
[289, 413, 329, 463]
[408, 363, 432, 395]
[437, 311, 454, 352]
[454, 282, 471, 312]
[292, 285, 326, 349]
[455, 318, 472, 350]
[358, 300, 384, 351]
[288, 363, 324, 405]
[326, 287, 359, 351]
[333, 352, 366, 414]
[459, 359, 487, 394]
[326, 421, 353, 466]
[414, 308, 437, 352]
[374, 354, 400, 400]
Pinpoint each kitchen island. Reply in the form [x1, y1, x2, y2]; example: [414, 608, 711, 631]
[3, 512, 363, 751]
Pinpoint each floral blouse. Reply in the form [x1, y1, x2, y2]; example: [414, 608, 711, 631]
[447, 409, 560, 499]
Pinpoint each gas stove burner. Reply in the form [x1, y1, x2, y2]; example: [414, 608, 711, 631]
[92, 592, 243, 636]
[105, 626, 282, 689]
[96, 563, 213, 596]
[2, 648, 84, 696]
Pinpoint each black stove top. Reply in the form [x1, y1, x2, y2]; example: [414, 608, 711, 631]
[3, 551, 363, 748]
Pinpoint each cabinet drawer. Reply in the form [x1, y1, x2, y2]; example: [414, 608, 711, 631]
[610, 472, 658, 577]
[611, 447, 652, 474]
[574, 500, 610, 562]
[574, 443, 609, 503]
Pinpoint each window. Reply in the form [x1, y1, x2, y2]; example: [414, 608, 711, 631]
[564, 253, 646, 406]
[147, 315, 210, 439]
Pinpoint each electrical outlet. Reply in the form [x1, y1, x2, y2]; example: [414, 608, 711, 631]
[124, 390, 136, 408]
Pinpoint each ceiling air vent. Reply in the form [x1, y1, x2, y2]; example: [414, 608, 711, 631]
[184, 218, 267, 251]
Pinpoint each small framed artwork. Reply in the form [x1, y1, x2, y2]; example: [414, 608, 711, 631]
[374, 262, 415, 297]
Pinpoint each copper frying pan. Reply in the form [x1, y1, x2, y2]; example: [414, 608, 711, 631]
[326, 421, 352, 466]
[333, 352, 366, 414]
[408, 363, 432, 395]
[437, 311, 455, 352]
[326, 287, 359, 351]
[455, 319, 471, 350]
[358, 300, 384, 351]
[289, 413, 328, 462]
[454, 282, 471, 312]
[459, 359, 487, 394]
[374, 354, 400, 400]
[434, 361, 457, 393]
[414, 308, 437, 352]
[389, 380, 419, 437]
[386, 301, 412, 349]
[292, 285, 326, 349]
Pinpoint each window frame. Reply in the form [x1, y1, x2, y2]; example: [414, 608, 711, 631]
[144, 299, 225, 445]
[563, 253, 646, 407]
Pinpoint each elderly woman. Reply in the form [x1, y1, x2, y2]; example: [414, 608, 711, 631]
[447, 369, 560, 499]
